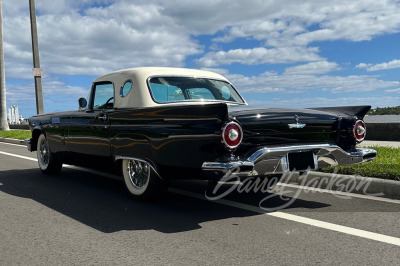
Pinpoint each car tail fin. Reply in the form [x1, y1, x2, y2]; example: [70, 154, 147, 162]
[309, 105, 371, 119]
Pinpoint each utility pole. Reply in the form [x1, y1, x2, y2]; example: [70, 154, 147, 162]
[29, 0, 44, 114]
[0, 0, 9, 130]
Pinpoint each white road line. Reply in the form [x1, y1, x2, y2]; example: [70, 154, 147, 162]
[169, 188, 400, 247]
[0, 150, 121, 180]
[275, 183, 400, 204]
[2, 149, 400, 247]
[0, 142, 27, 148]
[0, 151, 37, 161]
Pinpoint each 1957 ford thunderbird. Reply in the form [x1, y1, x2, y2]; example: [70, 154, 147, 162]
[26, 67, 377, 200]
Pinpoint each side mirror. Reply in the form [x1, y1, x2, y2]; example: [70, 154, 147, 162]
[78, 98, 87, 110]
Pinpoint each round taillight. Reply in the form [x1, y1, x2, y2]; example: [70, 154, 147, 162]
[221, 121, 243, 149]
[353, 120, 366, 143]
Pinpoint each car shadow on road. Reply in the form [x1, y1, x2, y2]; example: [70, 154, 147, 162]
[0, 167, 330, 234]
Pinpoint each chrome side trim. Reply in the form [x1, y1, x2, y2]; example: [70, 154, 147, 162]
[51, 117, 60, 124]
[114, 156, 162, 178]
[201, 161, 254, 171]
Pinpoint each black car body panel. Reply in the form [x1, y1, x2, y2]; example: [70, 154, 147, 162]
[109, 103, 229, 179]
[229, 107, 337, 146]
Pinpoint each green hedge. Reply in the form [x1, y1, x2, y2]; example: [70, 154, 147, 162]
[319, 146, 400, 181]
[0, 130, 31, 140]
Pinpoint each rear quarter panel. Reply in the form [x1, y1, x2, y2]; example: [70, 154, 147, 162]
[110, 103, 229, 179]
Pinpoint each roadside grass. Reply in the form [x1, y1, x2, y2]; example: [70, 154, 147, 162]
[0, 130, 31, 140]
[319, 146, 400, 181]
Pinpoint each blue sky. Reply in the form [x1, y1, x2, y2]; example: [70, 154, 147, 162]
[2, 0, 400, 118]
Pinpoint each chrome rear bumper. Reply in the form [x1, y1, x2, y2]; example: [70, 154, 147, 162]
[202, 144, 377, 179]
[25, 138, 32, 152]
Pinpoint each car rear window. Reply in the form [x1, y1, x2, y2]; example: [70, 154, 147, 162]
[148, 77, 245, 104]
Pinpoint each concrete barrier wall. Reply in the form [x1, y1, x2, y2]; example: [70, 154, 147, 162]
[366, 123, 400, 141]
[10, 124, 30, 130]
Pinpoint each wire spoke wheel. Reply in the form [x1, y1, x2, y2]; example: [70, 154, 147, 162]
[127, 160, 150, 189]
[39, 137, 50, 167]
[122, 158, 166, 200]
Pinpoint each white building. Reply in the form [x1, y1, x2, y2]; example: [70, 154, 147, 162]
[8, 105, 20, 124]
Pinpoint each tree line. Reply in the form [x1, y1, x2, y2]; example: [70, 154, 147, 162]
[368, 106, 400, 115]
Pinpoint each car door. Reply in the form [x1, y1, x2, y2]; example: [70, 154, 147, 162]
[68, 82, 114, 169]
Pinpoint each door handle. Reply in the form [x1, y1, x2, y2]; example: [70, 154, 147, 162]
[98, 114, 108, 122]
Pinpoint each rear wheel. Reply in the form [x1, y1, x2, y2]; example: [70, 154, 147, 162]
[37, 134, 62, 175]
[122, 159, 166, 200]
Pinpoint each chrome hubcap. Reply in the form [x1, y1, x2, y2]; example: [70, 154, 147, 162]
[127, 160, 150, 189]
[39, 138, 49, 166]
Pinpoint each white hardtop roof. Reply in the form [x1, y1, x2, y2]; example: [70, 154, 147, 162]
[94, 67, 229, 83]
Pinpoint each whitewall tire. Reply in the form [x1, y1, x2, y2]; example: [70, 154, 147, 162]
[122, 158, 166, 200]
[37, 134, 62, 175]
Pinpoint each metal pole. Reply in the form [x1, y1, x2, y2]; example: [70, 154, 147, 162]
[29, 0, 44, 114]
[0, 0, 9, 130]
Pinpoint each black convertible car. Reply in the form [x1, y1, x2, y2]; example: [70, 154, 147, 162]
[26, 67, 377, 200]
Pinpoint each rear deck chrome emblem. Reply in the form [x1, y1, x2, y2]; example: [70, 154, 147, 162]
[288, 115, 306, 129]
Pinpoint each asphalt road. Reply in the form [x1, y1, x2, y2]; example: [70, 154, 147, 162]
[0, 142, 399, 265]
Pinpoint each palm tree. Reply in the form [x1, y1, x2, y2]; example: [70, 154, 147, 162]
[0, 0, 9, 131]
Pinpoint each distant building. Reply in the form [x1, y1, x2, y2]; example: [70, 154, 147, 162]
[7, 105, 23, 124]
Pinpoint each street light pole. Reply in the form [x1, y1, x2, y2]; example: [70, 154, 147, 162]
[0, 0, 9, 130]
[29, 0, 44, 114]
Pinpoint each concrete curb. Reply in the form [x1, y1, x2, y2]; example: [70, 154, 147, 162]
[0, 137, 26, 145]
[284, 171, 400, 200]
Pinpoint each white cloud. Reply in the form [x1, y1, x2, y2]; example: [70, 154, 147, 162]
[196, 47, 322, 67]
[6, 77, 89, 100]
[385, 88, 400, 93]
[246, 96, 400, 109]
[3, 0, 203, 78]
[356, 59, 400, 71]
[284, 61, 341, 75]
[222, 70, 400, 94]
[6, 76, 90, 117]
[4, 0, 400, 76]
[209, 0, 400, 47]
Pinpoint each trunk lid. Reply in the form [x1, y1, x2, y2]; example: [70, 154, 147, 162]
[228, 106, 339, 146]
